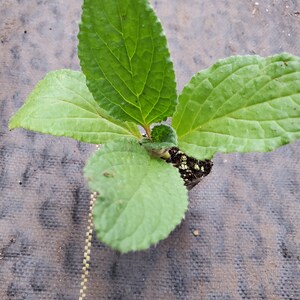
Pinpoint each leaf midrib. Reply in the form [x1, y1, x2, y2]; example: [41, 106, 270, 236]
[24, 90, 137, 137]
[179, 68, 300, 140]
[92, 2, 150, 125]
[85, 1, 168, 127]
[98, 153, 150, 241]
[117, 3, 148, 125]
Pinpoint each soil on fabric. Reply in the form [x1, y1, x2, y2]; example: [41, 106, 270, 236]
[165, 147, 213, 190]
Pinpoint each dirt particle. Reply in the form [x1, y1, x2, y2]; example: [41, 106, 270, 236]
[193, 229, 199, 236]
[103, 171, 114, 177]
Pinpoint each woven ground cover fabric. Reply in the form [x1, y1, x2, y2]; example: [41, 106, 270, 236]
[0, 0, 299, 299]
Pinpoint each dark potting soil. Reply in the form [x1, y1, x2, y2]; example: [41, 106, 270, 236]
[165, 147, 213, 190]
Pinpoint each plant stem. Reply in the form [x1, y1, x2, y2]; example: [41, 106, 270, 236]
[144, 125, 151, 139]
[160, 150, 171, 159]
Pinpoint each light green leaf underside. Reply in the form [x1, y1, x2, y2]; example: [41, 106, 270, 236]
[9, 70, 141, 143]
[84, 140, 188, 253]
[172, 53, 300, 160]
[78, 0, 177, 126]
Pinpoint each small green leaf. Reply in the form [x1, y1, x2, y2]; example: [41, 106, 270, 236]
[152, 124, 178, 145]
[84, 140, 188, 253]
[78, 0, 177, 127]
[172, 53, 300, 159]
[9, 70, 141, 143]
[142, 124, 177, 151]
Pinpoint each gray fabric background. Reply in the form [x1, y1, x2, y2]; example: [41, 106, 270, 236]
[0, 0, 299, 299]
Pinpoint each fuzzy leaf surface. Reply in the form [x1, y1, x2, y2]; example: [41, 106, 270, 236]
[84, 140, 188, 252]
[142, 124, 177, 150]
[78, 0, 177, 126]
[9, 70, 141, 143]
[172, 53, 300, 159]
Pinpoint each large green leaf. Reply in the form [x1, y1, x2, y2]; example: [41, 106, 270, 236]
[78, 0, 177, 127]
[84, 140, 188, 252]
[172, 53, 300, 160]
[9, 70, 141, 143]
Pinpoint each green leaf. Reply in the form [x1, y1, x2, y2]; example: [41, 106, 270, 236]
[84, 140, 188, 253]
[142, 124, 177, 151]
[9, 70, 141, 143]
[172, 53, 300, 160]
[78, 0, 177, 127]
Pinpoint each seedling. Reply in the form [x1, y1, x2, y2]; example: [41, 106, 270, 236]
[9, 0, 300, 253]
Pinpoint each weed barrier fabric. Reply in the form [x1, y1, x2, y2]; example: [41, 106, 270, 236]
[0, 0, 299, 299]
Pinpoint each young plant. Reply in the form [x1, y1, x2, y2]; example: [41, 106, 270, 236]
[9, 0, 300, 253]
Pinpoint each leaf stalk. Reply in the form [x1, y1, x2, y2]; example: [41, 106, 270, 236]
[144, 125, 152, 139]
